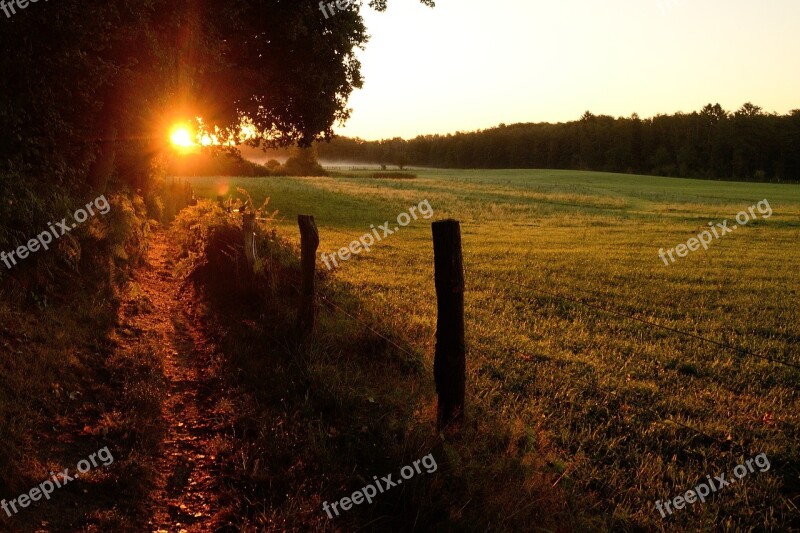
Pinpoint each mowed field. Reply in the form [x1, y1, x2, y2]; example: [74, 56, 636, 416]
[191, 169, 800, 530]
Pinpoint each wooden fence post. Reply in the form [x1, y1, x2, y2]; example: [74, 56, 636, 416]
[432, 219, 466, 431]
[297, 215, 320, 335]
[242, 213, 256, 270]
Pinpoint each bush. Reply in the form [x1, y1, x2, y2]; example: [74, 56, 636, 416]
[278, 146, 327, 176]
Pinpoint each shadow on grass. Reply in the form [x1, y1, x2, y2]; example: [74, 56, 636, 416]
[173, 202, 563, 531]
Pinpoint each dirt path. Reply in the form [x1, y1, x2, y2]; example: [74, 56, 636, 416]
[115, 231, 225, 532]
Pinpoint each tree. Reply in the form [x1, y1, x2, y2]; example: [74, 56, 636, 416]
[186, 0, 434, 149]
[0, 0, 436, 196]
[735, 102, 763, 117]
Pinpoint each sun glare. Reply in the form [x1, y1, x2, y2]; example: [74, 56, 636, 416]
[169, 118, 259, 151]
[170, 126, 196, 149]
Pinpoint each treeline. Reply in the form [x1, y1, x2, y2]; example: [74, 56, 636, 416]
[317, 104, 800, 183]
[171, 146, 328, 177]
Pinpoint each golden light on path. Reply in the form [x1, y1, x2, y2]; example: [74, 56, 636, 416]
[170, 125, 196, 149]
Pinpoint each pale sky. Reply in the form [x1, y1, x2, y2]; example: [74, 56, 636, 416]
[335, 0, 800, 140]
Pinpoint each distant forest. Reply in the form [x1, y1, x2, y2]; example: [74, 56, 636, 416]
[316, 104, 800, 183]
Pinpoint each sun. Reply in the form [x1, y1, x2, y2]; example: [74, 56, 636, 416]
[169, 125, 196, 149]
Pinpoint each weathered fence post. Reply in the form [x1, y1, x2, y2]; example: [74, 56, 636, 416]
[297, 215, 320, 335]
[242, 213, 256, 270]
[432, 219, 466, 431]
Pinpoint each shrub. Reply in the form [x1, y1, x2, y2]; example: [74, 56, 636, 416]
[278, 146, 327, 176]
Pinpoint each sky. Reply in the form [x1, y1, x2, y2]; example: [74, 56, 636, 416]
[335, 0, 800, 140]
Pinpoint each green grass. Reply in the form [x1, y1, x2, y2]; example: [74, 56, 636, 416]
[191, 169, 800, 530]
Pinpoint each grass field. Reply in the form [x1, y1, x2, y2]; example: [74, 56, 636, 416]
[191, 169, 800, 530]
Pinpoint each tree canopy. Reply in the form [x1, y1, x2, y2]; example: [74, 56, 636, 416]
[0, 0, 434, 196]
